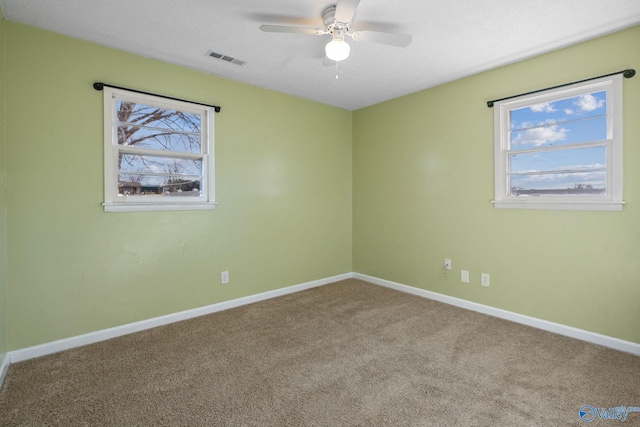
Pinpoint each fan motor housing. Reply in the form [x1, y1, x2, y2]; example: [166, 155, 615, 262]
[322, 5, 337, 27]
[323, 4, 348, 33]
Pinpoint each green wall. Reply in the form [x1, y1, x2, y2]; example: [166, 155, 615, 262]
[4, 22, 352, 350]
[0, 12, 7, 358]
[3, 18, 639, 352]
[353, 25, 640, 344]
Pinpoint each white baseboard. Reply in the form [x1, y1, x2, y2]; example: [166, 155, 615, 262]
[7, 271, 638, 367]
[0, 352, 10, 389]
[354, 273, 640, 356]
[9, 272, 354, 363]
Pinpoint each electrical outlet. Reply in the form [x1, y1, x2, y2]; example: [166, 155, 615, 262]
[444, 259, 452, 271]
[461, 270, 469, 283]
[221, 271, 230, 284]
[481, 273, 490, 287]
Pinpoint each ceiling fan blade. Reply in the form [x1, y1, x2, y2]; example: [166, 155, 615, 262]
[259, 25, 322, 35]
[350, 30, 412, 48]
[335, 0, 361, 23]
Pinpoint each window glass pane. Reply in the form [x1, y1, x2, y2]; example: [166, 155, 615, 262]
[119, 154, 202, 176]
[116, 101, 201, 130]
[118, 174, 203, 196]
[116, 100, 202, 153]
[509, 116, 606, 151]
[509, 90, 606, 150]
[117, 125, 201, 153]
[510, 146, 605, 174]
[509, 172, 606, 196]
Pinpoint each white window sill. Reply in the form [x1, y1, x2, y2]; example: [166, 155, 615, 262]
[103, 202, 218, 213]
[492, 200, 624, 212]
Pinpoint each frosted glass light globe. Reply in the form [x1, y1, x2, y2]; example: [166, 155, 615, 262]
[325, 37, 350, 61]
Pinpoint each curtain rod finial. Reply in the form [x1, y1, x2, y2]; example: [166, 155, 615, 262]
[623, 69, 635, 78]
[93, 82, 104, 91]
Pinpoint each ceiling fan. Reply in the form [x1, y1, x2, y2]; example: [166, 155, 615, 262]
[259, 0, 412, 64]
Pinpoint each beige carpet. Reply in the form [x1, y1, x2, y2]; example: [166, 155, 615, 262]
[1, 279, 639, 426]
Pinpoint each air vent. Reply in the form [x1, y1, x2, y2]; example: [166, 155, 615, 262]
[206, 50, 246, 66]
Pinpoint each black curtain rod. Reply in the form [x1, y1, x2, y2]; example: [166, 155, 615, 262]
[93, 82, 221, 113]
[486, 69, 635, 108]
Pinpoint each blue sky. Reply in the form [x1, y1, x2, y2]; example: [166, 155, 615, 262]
[507, 90, 607, 191]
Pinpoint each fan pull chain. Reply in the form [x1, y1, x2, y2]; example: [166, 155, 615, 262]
[335, 62, 342, 79]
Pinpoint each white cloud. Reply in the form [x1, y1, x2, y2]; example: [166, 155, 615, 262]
[562, 163, 605, 171]
[564, 109, 574, 115]
[512, 121, 533, 130]
[530, 102, 556, 113]
[575, 94, 605, 112]
[512, 125, 568, 147]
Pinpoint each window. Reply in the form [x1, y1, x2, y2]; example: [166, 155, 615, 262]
[102, 87, 216, 212]
[493, 75, 623, 211]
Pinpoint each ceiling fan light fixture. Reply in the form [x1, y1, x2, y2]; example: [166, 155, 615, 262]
[325, 36, 350, 61]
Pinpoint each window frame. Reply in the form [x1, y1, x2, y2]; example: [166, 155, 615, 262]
[102, 87, 216, 212]
[493, 74, 623, 211]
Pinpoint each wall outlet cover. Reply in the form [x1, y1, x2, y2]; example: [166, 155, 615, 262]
[481, 273, 490, 287]
[461, 270, 469, 283]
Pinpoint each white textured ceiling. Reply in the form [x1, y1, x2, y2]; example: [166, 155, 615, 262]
[1, 0, 640, 110]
